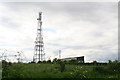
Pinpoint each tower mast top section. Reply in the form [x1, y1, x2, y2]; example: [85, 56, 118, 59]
[37, 12, 42, 21]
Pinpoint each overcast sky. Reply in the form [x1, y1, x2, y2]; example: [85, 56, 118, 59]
[0, 2, 118, 62]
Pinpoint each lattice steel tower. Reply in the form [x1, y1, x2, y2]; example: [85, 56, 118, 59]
[33, 12, 45, 62]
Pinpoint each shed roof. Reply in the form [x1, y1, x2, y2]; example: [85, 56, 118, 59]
[61, 56, 84, 60]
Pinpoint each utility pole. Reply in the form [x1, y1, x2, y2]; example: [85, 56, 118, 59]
[59, 50, 61, 59]
[33, 12, 45, 63]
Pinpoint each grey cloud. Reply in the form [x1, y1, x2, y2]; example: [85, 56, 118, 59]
[3, 2, 117, 26]
[86, 51, 118, 62]
[1, 17, 21, 28]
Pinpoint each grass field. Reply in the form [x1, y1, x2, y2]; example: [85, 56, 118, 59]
[2, 62, 119, 79]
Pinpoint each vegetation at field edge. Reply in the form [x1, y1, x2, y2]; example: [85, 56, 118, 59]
[2, 60, 119, 79]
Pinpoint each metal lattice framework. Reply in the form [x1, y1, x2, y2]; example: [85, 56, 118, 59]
[33, 12, 45, 62]
[0, 49, 26, 63]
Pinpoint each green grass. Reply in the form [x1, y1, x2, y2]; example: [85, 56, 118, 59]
[2, 63, 119, 78]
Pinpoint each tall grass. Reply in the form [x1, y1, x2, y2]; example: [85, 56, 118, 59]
[2, 63, 119, 78]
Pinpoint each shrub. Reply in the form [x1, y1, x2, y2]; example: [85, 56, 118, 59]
[2, 60, 12, 68]
[93, 60, 120, 74]
[63, 60, 67, 63]
[92, 61, 97, 65]
[73, 72, 87, 78]
[72, 68, 87, 78]
[53, 58, 57, 63]
[2, 64, 24, 78]
[37, 61, 41, 63]
[107, 61, 119, 74]
[93, 66, 105, 73]
[57, 59, 62, 63]
[47, 60, 51, 63]
[42, 60, 46, 63]
[108, 60, 112, 63]
[30, 61, 35, 63]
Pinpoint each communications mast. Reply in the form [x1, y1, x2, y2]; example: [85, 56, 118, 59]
[33, 12, 45, 62]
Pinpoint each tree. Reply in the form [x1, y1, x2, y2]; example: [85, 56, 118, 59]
[114, 60, 118, 63]
[42, 60, 46, 63]
[30, 61, 35, 63]
[47, 60, 51, 63]
[53, 58, 57, 63]
[93, 61, 97, 65]
[108, 60, 112, 63]
[38, 61, 41, 63]
[57, 59, 62, 63]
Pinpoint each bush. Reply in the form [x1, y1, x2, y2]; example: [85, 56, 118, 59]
[107, 61, 120, 74]
[93, 66, 105, 73]
[72, 68, 87, 78]
[2, 64, 24, 78]
[57, 59, 62, 63]
[47, 60, 51, 63]
[92, 61, 97, 65]
[73, 71, 87, 78]
[63, 60, 67, 63]
[42, 60, 46, 63]
[30, 61, 35, 63]
[2, 60, 12, 68]
[53, 58, 57, 63]
[37, 61, 41, 63]
[93, 60, 120, 74]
